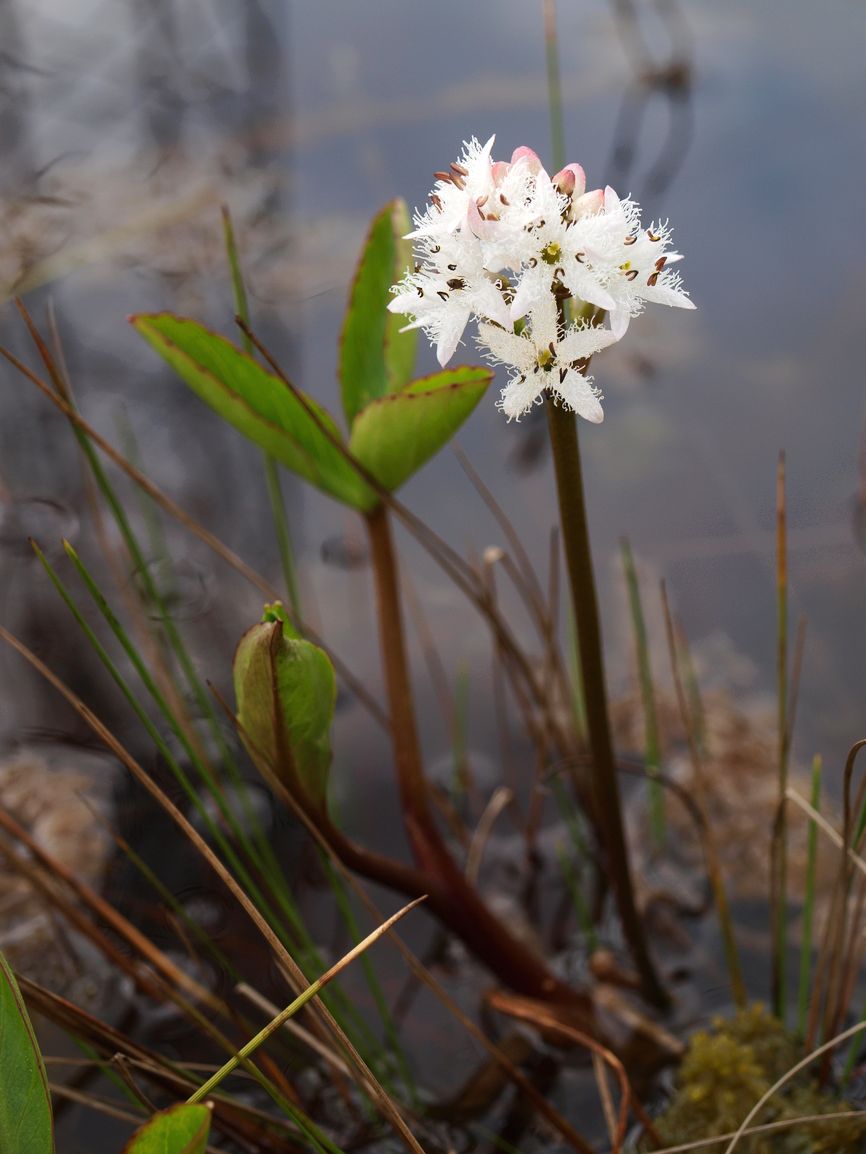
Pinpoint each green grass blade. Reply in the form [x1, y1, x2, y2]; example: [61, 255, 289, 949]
[550, 778, 598, 951]
[797, 755, 822, 1038]
[621, 538, 665, 848]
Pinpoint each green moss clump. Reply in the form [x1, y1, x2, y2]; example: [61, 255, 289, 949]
[647, 1005, 866, 1153]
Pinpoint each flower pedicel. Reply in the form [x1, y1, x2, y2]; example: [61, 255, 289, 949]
[389, 135, 695, 422]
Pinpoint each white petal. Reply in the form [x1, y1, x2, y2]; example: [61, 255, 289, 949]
[477, 322, 534, 374]
[550, 370, 604, 424]
[557, 323, 619, 362]
[609, 305, 631, 340]
[509, 266, 548, 322]
[472, 278, 513, 329]
[528, 292, 558, 352]
[561, 264, 615, 311]
[642, 283, 696, 310]
[435, 303, 472, 366]
[499, 373, 544, 420]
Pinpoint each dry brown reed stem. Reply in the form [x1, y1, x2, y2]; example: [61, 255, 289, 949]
[771, 448, 789, 1017]
[465, 786, 515, 885]
[0, 807, 216, 1010]
[215, 694, 599, 1154]
[660, 581, 746, 1007]
[455, 445, 576, 769]
[0, 324, 388, 731]
[0, 625, 427, 1154]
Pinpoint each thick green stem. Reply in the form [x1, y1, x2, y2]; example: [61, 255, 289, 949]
[364, 503, 596, 1009]
[545, 399, 668, 1009]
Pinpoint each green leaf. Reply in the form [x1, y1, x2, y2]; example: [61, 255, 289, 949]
[234, 620, 336, 811]
[131, 314, 377, 511]
[123, 1103, 211, 1153]
[339, 199, 416, 427]
[0, 951, 53, 1154]
[348, 366, 491, 493]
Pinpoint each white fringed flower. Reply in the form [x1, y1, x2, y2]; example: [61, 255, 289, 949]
[479, 295, 618, 422]
[389, 135, 695, 422]
[387, 224, 512, 366]
[585, 187, 695, 339]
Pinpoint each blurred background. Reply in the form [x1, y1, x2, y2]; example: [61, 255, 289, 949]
[2, 1, 866, 1147]
[1, 0, 865, 933]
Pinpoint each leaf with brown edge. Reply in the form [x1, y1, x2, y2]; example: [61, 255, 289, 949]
[348, 365, 491, 493]
[131, 313, 377, 510]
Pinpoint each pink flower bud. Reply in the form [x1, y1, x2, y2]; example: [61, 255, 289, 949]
[571, 187, 605, 219]
[510, 146, 543, 174]
[552, 163, 586, 198]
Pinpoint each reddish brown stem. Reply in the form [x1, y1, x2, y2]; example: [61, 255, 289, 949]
[363, 503, 592, 1008]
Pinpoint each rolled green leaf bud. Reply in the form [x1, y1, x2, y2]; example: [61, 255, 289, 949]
[233, 614, 336, 813]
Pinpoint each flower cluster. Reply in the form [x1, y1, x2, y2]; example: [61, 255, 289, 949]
[389, 135, 694, 422]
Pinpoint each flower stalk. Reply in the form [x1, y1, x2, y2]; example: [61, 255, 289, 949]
[545, 369, 668, 1009]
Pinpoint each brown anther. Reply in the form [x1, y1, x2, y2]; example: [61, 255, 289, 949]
[431, 194, 443, 212]
[575, 251, 586, 263]
[655, 256, 668, 271]
[647, 229, 661, 242]
[416, 286, 424, 297]
[625, 269, 639, 281]
[447, 263, 457, 271]
[549, 342, 556, 356]
[623, 235, 637, 246]
[430, 244, 441, 253]
[559, 367, 568, 383]
[555, 267, 565, 279]
[647, 272, 660, 287]
[528, 257, 538, 268]
[437, 290, 449, 301]
[446, 277, 466, 290]
[476, 194, 489, 209]
[499, 193, 511, 205]
[433, 170, 454, 184]
[451, 162, 469, 176]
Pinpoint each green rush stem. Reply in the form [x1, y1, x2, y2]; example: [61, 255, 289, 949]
[798, 755, 822, 1039]
[773, 449, 789, 1021]
[544, 0, 566, 172]
[621, 537, 665, 849]
[544, 397, 668, 1009]
[363, 503, 596, 1006]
